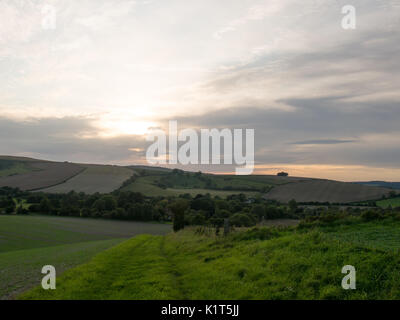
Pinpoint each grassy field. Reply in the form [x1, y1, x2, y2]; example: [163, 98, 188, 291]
[265, 179, 390, 203]
[38, 165, 134, 194]
[20, 218, 400, 300]
[0, 156, 392, 202]
[0, 160, 84, 191]
[0, 161, 33, 177]
[322, 219, 400, 251]
[377, 197, 400, 209]
[0, 215, 171, 299]
[121, 172, 267, 198]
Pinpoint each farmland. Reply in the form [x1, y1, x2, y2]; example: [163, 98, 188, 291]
[0, 215, 171, 299]
[20, 217, 400, 300]
[0, 156, 394, 203]
[377, 197, 400, 209]
[0, 159, 33, 177]
[121, 175, 258, 198]
[0, 159, 84, 191]
[264, 179, 391, 203]
[39, 165, 134, 194]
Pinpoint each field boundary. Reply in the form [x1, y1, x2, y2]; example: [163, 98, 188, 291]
[31, 165, 87, 192]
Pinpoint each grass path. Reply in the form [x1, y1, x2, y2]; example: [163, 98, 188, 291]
[1, 215, 171, 299]
[20, 235, 181, 299]
[1, 238, 126, 300]
[19, 221, 400, 300]
[159, 236, 188, 299]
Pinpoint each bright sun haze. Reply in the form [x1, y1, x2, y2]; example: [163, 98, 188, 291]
[0, 0, 399, 181]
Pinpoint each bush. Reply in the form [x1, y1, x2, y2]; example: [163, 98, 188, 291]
[361, 210, 382, 221]
[16, 206, 28, 215]
[233, 227, 279, 241]
[170, 199, 189, 232]
[230, 213, 255, 227]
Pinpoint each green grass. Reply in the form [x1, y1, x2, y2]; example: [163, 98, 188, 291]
[0, 238, 125, 299]
[0, 215, 171, 253]
[377, 197, 400, 209]
[20, 235, 181, 300]
[322, 219, 400, 251]
[0, 215, 171, 299]
[121, 175, 260, 198]
[0, 162, 33, 177]
[20, 219, 400, 300]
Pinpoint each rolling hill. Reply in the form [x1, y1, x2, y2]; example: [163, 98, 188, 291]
[264, 179, 392, 203]
[355, 181, 400, 190]
[0, 156, 84, 191]
[0, 155, 394, 203]
[39, 164, 134, 194]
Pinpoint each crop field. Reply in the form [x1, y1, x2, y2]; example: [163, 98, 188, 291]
[377, 197, 400, 209]
[0, 161, 84, 191]
[264, 179, 390, 203]
[0, 215, 171, 299]
[38, 165, 134, 194]
[0, 160, 33, 177]
[20, 219, 400, 300]
[121, 175, 258, 198]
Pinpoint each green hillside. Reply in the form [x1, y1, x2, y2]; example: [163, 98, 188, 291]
[20, 217, 400, 300]
[0, 156, 393, 202]
[0, 159, 34, 177]
[0, 215, 171, 299]
[377, 197, 400, 209]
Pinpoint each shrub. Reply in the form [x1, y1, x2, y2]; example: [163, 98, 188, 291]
[170, 199, 189, 232]
[233, 227, 279, 241]
[230, 213, 254, 227]
[361, 210, 382, 221]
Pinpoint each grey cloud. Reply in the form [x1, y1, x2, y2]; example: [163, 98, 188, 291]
[165, 96, 400, 168]
[0, 116, 147, 164]
[290, 140, 357, 145]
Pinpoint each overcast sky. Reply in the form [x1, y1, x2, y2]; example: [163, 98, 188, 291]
[1, 0, 400, 181]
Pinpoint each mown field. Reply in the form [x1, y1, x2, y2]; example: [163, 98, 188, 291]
[0, 215, 171, 299]
[20, 218, 400, 300]
[39, 165, 134, 194]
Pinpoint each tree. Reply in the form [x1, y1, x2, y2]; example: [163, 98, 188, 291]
[170, 199, 189, 232]
[289, 199, 298, 212]
[230, 213, 254, 227]
[39, 198, 52, 214]
[251, 204, 265, 219]
[277, 172, 289, 177]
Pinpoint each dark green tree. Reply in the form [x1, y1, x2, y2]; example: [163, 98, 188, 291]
[170, 199, 189, 232]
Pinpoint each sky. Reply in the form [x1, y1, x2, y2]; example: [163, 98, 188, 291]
[0, 0, 400, 181]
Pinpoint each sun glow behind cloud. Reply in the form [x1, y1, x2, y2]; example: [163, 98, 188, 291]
[0, 0, 399, 179]
[97, 119, 158, 137]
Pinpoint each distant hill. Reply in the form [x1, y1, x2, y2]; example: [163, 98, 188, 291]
[0, 156, 132, 193]
[0, 156, 84, 191]
[355, 181, 400, 190]
[0, 155, 394, 202]
[264, 179, 393, 204]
